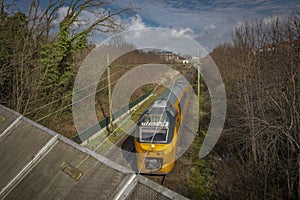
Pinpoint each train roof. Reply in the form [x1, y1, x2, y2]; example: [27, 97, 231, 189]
[152, 99, 168, 108]
[148, 77, 190, 116]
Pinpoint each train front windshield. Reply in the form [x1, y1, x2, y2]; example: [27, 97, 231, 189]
[140, 127, 168, 143]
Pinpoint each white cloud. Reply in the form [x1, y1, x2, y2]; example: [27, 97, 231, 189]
[53, 6, 111, 31]
[53, 0, 296, 51]
[171, 27, 197, 38]
[234, 21, 245, 30]
[234, 14, 283, 32]
[262, 15, 282, 25]
[207, 24, 216, 30]
[126, 15, 146, 31]
[199, 24, 217, 38]
[176, 27, 198, 39]
[125, 15, 199, 42]
[114, 0, 297, 51]
[121, 28, 207, 57]
[53, 6, 68, 25]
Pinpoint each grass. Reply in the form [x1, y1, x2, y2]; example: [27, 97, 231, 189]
[188, 135, 213, 199]
[187, 82, 213, 199]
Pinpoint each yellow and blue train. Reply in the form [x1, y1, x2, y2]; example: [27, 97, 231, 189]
[134, 76, 192, 174]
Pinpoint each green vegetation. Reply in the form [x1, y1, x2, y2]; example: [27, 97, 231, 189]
[39, 5, 99, 100]
[188, 135, 213, 199]
[0, 0, 131, 137]
[187, 79, 213, 199]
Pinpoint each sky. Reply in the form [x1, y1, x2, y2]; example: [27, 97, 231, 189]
[9, 0, 300, 53]
[110, 0, 299, 52]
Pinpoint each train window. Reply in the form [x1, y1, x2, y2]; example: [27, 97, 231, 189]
[140, 127, 168, 143]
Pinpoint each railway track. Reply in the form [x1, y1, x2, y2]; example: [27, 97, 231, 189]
[143, 174, 167, 185]
[81, 68, 198, 196]
[105, 132, 168, 185]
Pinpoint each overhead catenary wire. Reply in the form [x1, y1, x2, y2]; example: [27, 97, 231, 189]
[35, 75, 123, 123]
[33, 64, 159, 123]
[24, 67, 127, 117]
[137, 80, 176, 175]
[76, 83, 164, 169]
[76, 68, 177, 168]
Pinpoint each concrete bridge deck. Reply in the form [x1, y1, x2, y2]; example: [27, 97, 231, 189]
[0, 105, 188, 200]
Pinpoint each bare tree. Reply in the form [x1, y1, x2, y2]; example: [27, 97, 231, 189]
[0, 0, 132, 114]
[211, 13, 300, 199]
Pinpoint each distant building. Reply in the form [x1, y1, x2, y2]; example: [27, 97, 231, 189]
[157, 51, 178, 62]
[156, 51, 188, 63]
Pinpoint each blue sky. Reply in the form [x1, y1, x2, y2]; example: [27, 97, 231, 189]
[111, 0, 299, 51]
[9, 0, 300, 52]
